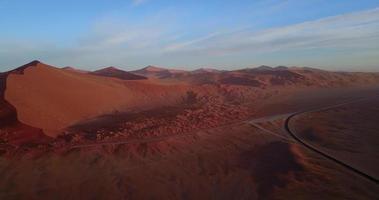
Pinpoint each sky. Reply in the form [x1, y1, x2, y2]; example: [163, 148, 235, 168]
[0, 0, 379, 72]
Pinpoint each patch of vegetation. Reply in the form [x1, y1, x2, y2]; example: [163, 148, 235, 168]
[184, 90, 198, 105]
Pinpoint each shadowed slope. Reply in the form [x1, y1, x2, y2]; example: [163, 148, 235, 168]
[4, 61, 189, 136]
[157, 65, 379, 87]
[62, 66, 89, 74]
[0, 61, 49, 146]
[132, 66, 188, 78]
[90, 67, 147, 80]
[240, 142, 304, 199]
[0, 73, 16, 127]
[3, 62, 379, 138]
[0, 60, 43, 125]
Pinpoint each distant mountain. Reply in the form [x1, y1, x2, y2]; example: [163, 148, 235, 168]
[90, 67, 147, 80]
[62, 66, 90, 73]
[140, 66, 167, 72]
[62, 66, 89, 74]
[191, 68, 222, 74]
[253, 65, 274, 71]
[275, 66, 289, 70]
[132, 65, 187, 78]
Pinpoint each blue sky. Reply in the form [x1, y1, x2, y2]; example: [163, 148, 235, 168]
[0, 0, 379, 71]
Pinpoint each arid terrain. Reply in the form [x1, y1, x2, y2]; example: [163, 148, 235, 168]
[291, 97, 379, 179]
[1, 61, 379, 199]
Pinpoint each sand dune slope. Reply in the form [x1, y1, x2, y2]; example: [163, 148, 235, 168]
[4, 61, 379, 138]
[90, 67, 147, 80]
[132, 66, 188, 78]
[4, 61, 188, 136]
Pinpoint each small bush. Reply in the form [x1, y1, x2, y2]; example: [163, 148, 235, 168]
[185, 90, 198, 105]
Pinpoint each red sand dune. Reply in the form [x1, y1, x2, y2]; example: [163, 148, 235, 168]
[2, 61, 379, 139]
[1, 61, 379, 199]
[191, 68, 222, 74]
[61, 66, 89, 74]
[4, 61, 190, 136]
[131, 65, 188, 78]
[0, 61, 50, 146]
[151, 65, 379, 87]
[90, 66, 147, 80]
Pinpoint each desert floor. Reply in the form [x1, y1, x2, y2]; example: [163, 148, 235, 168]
[1, 86, 379, 199]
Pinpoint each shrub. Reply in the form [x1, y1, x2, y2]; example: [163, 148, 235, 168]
[185, 90, 198, 105]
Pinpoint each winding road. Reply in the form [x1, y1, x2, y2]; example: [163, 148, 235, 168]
[283, 97, 379, 185]
[69, 95, 379, 185]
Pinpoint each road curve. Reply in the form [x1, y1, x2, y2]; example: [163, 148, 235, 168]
[284, 98, 379, 185]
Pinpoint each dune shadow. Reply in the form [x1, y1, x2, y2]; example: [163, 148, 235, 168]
[0, 73, 18, 127]
[239, 141, 304, 199]
[0, 63, 49, 147]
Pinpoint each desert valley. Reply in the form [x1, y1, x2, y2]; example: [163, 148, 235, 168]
[2, 1, 379, 199]
[0, 60, 379, 199]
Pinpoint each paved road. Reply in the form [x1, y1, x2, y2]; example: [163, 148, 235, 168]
[284, 97, 379, 185]
[69, 96, 379, 185]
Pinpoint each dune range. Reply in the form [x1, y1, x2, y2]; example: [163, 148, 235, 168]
[1, 60, 379, 199]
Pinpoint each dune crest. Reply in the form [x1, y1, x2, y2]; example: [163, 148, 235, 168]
[3, 61, 379, 138]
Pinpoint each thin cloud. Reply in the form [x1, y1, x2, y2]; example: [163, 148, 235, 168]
[0, 6, 378, 71]
[163, 7, 379, 56]
[132, 0, 148, 6]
